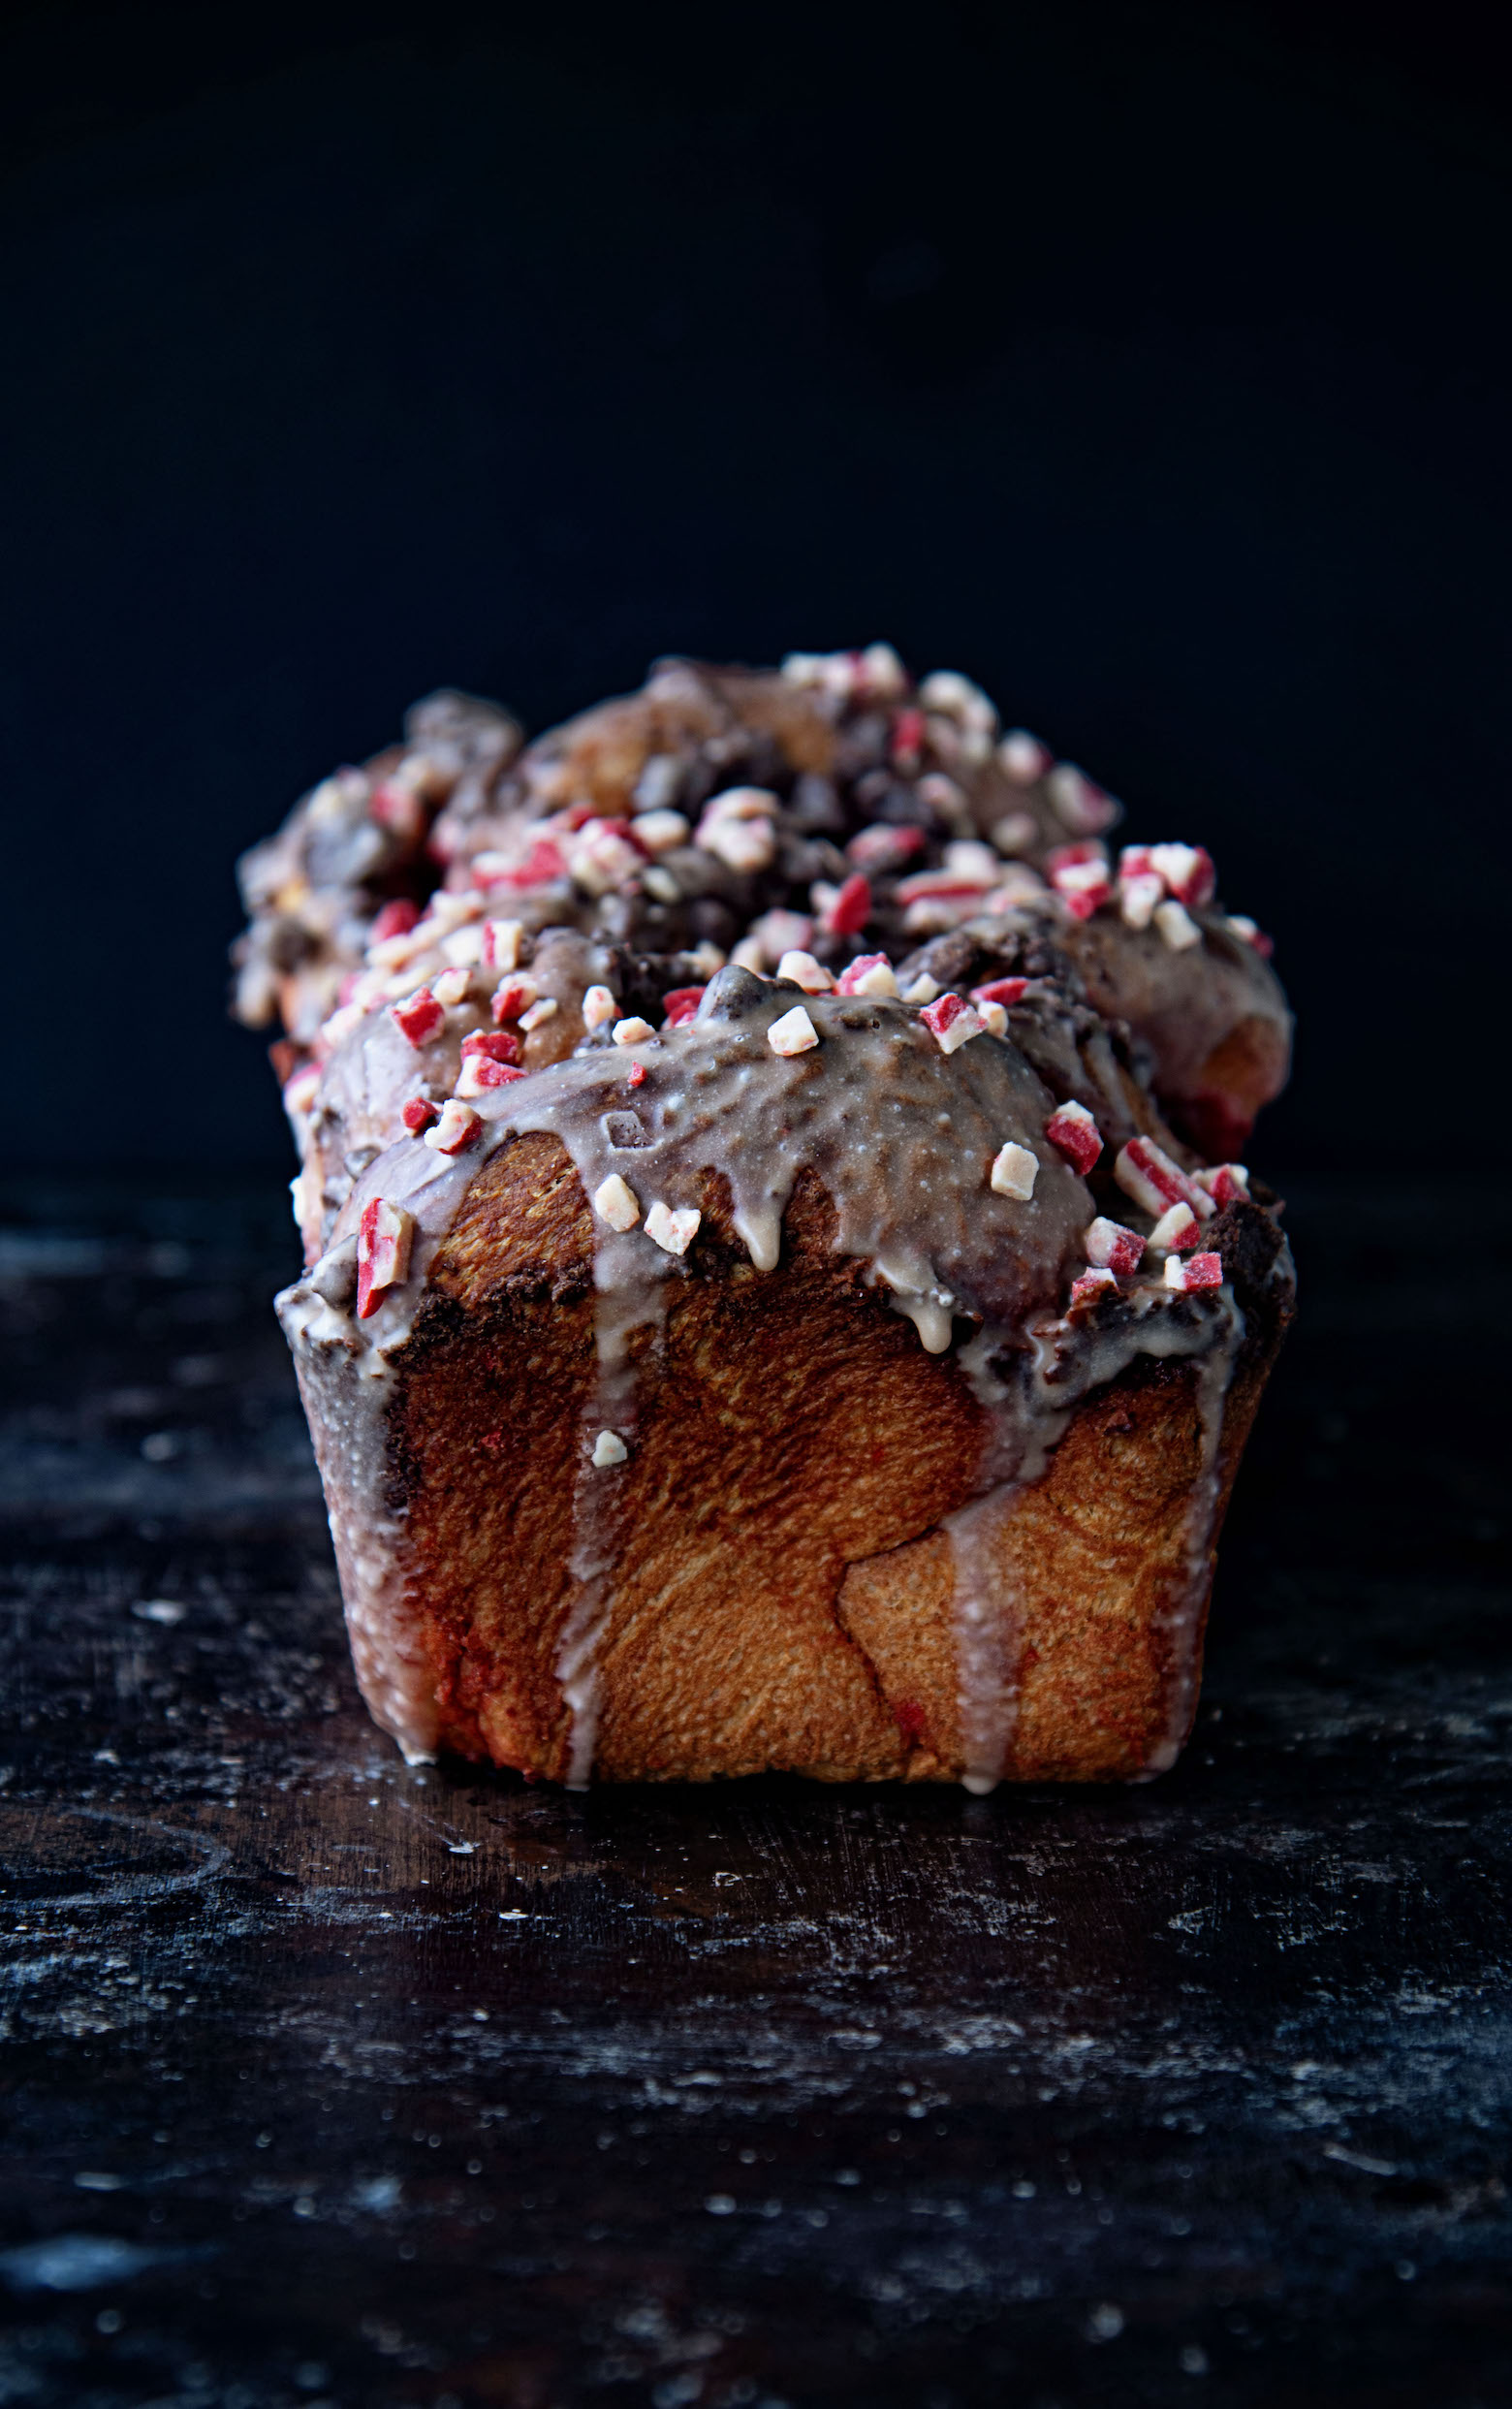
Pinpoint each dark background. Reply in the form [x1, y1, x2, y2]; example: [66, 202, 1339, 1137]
[4, 0, 1510, 1181]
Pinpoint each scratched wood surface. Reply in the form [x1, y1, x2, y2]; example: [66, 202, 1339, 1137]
[0, 1175, 1507, 2409]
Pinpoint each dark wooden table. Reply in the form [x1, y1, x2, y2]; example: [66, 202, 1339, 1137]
[0, 1174, 1507, 2408]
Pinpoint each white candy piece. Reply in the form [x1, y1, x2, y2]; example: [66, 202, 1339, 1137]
[977, 999, 1008, 1037]
[998, 731, 1048, 783]
[519, 997, 558, 1031]
[902, 972, 940, 1003]
[1149, 1201, 1199, 1252]
[612, 1017, 655, 1045]
[1119, 872, 1164, 931]
[481, 919, 522, 972]
[430, 967, 472, 1006]
[991, 811, 1038, 856]
[776, 949, 834, 993]
[642, 865, 680, 904]
[582, 983, 616, 1030]
[929, 1001, 984, 1056]
[424, 1099, 483, 1155]
[1154, 899, 1202, 951]
[441, 924, 485, 967]
[592, 1173, 641, 1231]
[730, 936, 768, 973]
[591, 1430, 628, 1468]
[645, 1201, 701, 1256]
[702, 817, 776, 874]
[844, 959, 899, 998]
[767, 1004, 820, 1056]
[631, 808, 689, 853]
[991, 1141, 1039, 1200]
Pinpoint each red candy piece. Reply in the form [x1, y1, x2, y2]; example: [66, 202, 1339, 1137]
[466, 1058, 526, 1089]
[823, 873, 872, 938]
[401, 1096, 439, 1135]
[391, 988, 444, 1048]
[490, 977, 536, 1025]
[891, 706, 926, 770]
[660, 986, 707, 1028]
[487, 839, 565, 891]
[1182, 1252, 1223, 1289]
[1071, 1268, 1118, 1305]
[1045, 1100, 1103, 1176]
[836, 952, 893, 997]
[371, 898, 420, 942]
[847, 825, 926, 871]
[628, 1062, 646, 1088]
[462, 1030, 522, 1065]
[356, 1197, 414, 1319]
[970, 976, 1028, 1009]
[921, 991, 970, 1039]
[1045, 840, 1106, 873]
[368, 782, 425, 843]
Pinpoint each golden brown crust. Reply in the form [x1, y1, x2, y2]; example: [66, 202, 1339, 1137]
[378, 1137, 1290, 1785]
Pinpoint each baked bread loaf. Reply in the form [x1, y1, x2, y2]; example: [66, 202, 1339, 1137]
[242, 646, 1295, 1788]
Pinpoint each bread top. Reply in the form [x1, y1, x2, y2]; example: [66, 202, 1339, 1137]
[236, 646, 1290, 1176]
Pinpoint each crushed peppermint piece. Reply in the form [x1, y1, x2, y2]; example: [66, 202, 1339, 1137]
[971, 976, 1028, 1009]
[1071, 1267, 1118, 1304]
[1154, 898, 1202, 951]
[822, 872, 872, 937]
[847, 823, 926, 872]
[1045, 1099, 1102, 1176]
[613, 1017, 656, 1045]
[890, 705, 926, 771]
[977, 999, 1008, 1037]
[592, 1430, 629, 1468]
[461, 1030, 521, 1064]
[901, 972, 940, 1004]
[1165, 1251, 1223, 1292]
[1148, 843, 1216, 908]
[356, 1198, 415, 1317]
[371, 899, 420, 943]
[1194, 1162, 1250, 1207]
[921, 992, 984, 1054]
[424, 1099, 485, 1155]
[660, 985, 706, 1028]
[998, 730, 1051, 783]
[1046, 763, 1118, 834]
[401, 1095, 440, 1136]
[645, 1201, 701, 1256]
[430, 966, 471, 1006]
[593, 1173, 641, 1231]
[582, 984, 616, 1030]
[776, 950, 834, 993]
[835, 953, 898, 998]
[990, 1142, 1039, 1200]
[1149, 1200, 1201, 1252]
[628, 1062, 646, 1088]
[1085, 1217, 1145, 1276]
[456, 1054, 526, 1096]
[490, 974, 539, 1022]
[1226, 913, 1275, 957]
[1119, 871, 1164, 931]
[768, 1003, 820, 1056]
[1115, 1135, 1202, 1219]
[631, 808, 689, 853]
[282, 1065, 321, 1116]
[481, 919, 523, 972]
[391, 988, 444, 1048]
[519, 997, 558, 1031]
[1049, 853, 1113, 921]
[485, 837, 566, 891]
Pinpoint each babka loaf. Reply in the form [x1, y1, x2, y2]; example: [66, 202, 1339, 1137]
[239, 646, 1295, 1787]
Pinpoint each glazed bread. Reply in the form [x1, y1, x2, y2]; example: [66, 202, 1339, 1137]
[241, 646, 1295, 1788]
